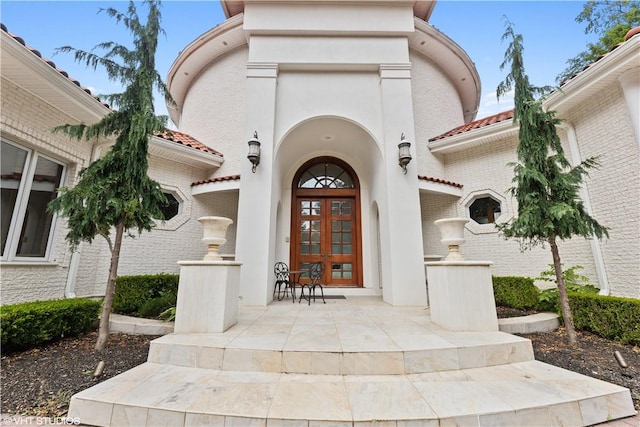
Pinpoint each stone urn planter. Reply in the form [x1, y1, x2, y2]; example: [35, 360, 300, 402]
[434, 217, 469, 261]
[198, 216, 233, 261]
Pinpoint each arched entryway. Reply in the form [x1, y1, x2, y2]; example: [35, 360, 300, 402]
[291, 157, 363, 287]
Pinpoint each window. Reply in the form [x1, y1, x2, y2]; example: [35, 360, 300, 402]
[1, 141, 65, 260]
[469, 196, 501, 224]
[298, 162, 355, 189]
[158, 192, 180, 220]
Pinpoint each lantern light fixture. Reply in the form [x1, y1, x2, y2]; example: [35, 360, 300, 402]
[398, 133, 412, 175]
[247, 131, 261, 173]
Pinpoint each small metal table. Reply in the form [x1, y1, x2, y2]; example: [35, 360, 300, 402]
[287, 270, 307, 303]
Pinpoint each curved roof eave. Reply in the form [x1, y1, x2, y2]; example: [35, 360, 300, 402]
[166, 14, 246, 126]
[411, 19, 481, 123]
[221, 1, 437, 21]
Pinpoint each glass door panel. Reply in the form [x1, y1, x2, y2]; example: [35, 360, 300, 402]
[296, 197, 357, 286]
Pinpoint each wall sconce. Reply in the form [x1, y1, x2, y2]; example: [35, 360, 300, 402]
[398, 133, 412, 175]
[247, 131, 261, 173]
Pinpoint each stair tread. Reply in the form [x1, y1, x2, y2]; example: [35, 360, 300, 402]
[70, 360, 635, 426]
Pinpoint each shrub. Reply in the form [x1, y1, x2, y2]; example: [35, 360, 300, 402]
[492, 276, 539, 309]
[1, 298, 101, 353]
[138, 293, 177, 319]
[569, 293, 640, 345]
[112, 274, 179, 315]
[537, 264, 593, 288]
[158, 306, 176, 322]
[536, 282, 600, 312]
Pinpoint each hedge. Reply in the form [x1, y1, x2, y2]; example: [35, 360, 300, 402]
[568, 293, 640, 345]
[1, 298, 101, 353]
[112, 274, 179, 316]
[492, 276, 539, 309]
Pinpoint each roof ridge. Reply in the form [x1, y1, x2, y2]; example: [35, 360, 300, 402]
[429, 109, 514, 142]
[155, 129, 224, 157]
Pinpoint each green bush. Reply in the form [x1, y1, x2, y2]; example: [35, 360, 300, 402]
[112, 274, 179, 315]
[138, 293, 177, 319]
[537, 282, 600, 312]
[492, 276, 539, 309]
[536, 264, 599, 312]
[569, 293, 640, 345]
[1, 298, 101, 354]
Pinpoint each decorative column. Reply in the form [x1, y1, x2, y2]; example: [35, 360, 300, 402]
[378, 63, 427, 306]
[618, 68, 640, 152]
[174, 217, 241, 333]
[235, 62, 279, 305]
[425, 218, 498, 331]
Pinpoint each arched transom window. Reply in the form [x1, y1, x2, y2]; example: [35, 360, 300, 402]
[297, 162, 355, 189]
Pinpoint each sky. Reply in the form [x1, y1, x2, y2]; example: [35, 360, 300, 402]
[1, 1, 598, 124]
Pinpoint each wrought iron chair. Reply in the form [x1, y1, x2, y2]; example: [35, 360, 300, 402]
[273, 262, 292, 301]
[299, 262, 326, 305]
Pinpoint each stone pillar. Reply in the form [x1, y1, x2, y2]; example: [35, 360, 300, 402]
[426, 261, 498, 331]
[235, 63, 279, 305]
[174, 217, 241, 333]
[426, 218, 498, 331]
[378, 63, 427, 306]
[174, 261, 241, 333]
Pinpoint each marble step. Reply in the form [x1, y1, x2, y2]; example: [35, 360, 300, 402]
[147, 331, 535, 375]
[68, 360, 636, 426]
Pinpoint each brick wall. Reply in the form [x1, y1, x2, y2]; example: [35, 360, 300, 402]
[1, 77, 94, 304]
[422, 82, 639, 298]
[427, 130, 597, 289]
[563, 84, 639, 298]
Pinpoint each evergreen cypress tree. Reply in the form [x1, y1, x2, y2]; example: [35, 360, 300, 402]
[49, 0, 172, 350]
[497, 21, 609, 346]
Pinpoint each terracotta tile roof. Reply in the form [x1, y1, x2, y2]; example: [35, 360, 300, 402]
[418, 175, 463, 188]
[192, 174, 241, 187]
[156, 129, 223, 157]
[1, 23, 110, 109]
[429, 109, 515, 142]
[429, 26, 640, 143]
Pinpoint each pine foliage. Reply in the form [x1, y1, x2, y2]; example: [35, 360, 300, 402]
[497, 21, 609, 250]
[49, 0, 170, 250]
[498, 20, 610, 346]
[48, 0, 171, 350]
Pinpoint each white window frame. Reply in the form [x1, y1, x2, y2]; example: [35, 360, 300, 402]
[154, 185, 190, 231]
[1, 140, 66, 262]
[461, 189, 510, 235]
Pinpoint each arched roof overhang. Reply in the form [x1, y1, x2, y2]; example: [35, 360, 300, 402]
[166, 3, 480, 125]
[220, 1, 436, 21]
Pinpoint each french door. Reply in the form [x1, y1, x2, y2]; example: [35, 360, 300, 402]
[291, 158, 362, 287]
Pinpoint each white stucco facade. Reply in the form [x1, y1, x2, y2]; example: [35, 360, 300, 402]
[2, 2, 638, 305]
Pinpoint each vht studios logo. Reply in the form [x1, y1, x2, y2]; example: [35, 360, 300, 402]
[1, 416, 81, 425]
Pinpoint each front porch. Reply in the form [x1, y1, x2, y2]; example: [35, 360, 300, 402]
[69, 297, 635, 426]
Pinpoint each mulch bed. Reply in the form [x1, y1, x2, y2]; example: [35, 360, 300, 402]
[1, 314, 638, 418]
[1, 332, 156, 418]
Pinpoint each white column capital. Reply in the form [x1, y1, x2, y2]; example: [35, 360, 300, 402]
[618, 67, 640, 85]
[246, 62, 279, 78]
[379, 63, 412, 79]
[617, 67, 640, 151]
